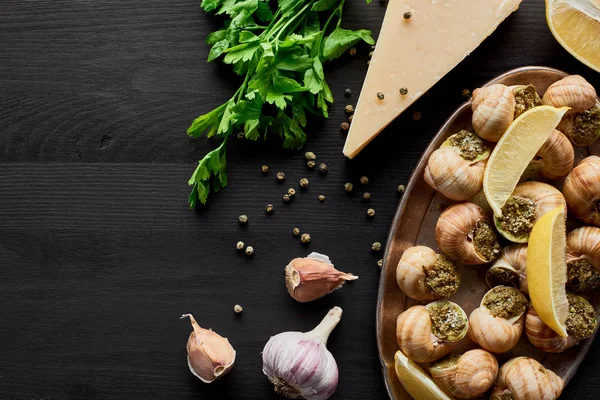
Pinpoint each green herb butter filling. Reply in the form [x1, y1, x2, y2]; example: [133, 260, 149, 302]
[567, 259, 600, 292]
[425, 255, 460, 298]
[472, 220, 501, 262]
[446, 130, 489, 161]
[513, 84, 542, 118]
[572, 105, 600, 146]
[565, 294, 597, 339]
[497, 196, 536, 240]
[483, 286, 527, 320]
[428, 301, 467, 341]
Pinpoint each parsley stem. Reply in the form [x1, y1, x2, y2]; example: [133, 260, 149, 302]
[273, 1, 315, 44]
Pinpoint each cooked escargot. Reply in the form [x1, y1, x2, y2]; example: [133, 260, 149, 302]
[471, 84, 516, 142]
[566, 226, 600, 292]
[491, 357, 563, 400]
[563, 156, 600, 227]
[486, 244, 528, 294]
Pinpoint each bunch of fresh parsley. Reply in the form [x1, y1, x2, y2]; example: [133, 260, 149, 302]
[187, 0, 374, 207]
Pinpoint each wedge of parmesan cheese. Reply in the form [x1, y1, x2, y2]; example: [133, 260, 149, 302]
[343, 0, 522, 159]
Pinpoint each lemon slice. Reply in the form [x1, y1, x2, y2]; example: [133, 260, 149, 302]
[546, 0, 600, 73]
[527, 206, 569, 337]
[394, 351, 454, 400]
[483, 106, 569, 216]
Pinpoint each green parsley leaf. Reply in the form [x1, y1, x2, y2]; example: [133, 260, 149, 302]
[311, 0, 340, 12]
[187, 102, 229, 138]
[208, 39, 230, 62]
[255, 1, 274, 22]
[322, 27, 375, 61]
[206, 30, 228, 45]
[188, 141, 228, 208]
[201, 0, 224, 13]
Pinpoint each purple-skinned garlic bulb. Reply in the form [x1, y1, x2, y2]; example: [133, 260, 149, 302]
[262, 307, 342, 399]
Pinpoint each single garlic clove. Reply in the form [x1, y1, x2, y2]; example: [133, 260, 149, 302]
[285, 254, 358, 303]
[262, 307, 342, 400]
[563, 156, 600, 227]
[181, 314, 236, 383]
[491, 357, 563, 400]
[542, 75, 596, 113]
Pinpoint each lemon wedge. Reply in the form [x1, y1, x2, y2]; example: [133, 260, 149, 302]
[527, 206, 569, 337]
[546, 0, 600, 73]
[394, 351, 454, 400]
[483, 106, 569, 216]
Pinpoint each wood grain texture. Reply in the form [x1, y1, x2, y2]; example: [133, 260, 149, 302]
[1, 0, 600, 399]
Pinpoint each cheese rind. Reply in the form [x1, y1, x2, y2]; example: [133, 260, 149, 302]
[343, 0, 522, 159]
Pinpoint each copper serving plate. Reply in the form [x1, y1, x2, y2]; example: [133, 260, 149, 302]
[377, 66, 600, 399]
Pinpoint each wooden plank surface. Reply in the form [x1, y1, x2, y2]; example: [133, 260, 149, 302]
[1, 0, 600, 399]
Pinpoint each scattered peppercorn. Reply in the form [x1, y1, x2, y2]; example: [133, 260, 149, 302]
[349, 47, 357, 56]
[239, 215, 248, 225]
[245, 246, 254, 256]
[301, 233, 311, 244]
[377, 92, 385, 100]
[234, 304, 243, 314]
[236, 241, 245, 251]
[288, 188, 296, 197]
[293, 227, 300, 236]
[462, 88, 471, 98]
[367, 208, 375, 217]
[344, 182, 354, 193]
[360, 176, 369, 185]
[265, 204, 274, 214]
[399, 87, 408, 95]
[318, 163, 328, 175]
[403, 11, 412, 19]
[306, 160, 316, 169]
[305, 151, 316, 161]
[348, 114, 354, 122]
[397, 184, 406, 194]
[261, 164, 269, 174]
[412, 112, 421, 121]
[377, 259, 383, 268]
[372, 242, 382, 252]
[237, 132, 245, 140]
[363, 192, 371, 201]
[276, 171, 285, 182]
[345, 104, 354, 114]
[368, 51, 374, 58]
[283, 193, 291, 202]
[299, 178, 309, 188]
[344, 88, 352, 97]
[340, 121, 350, 131]
[318, 195, 326, 202]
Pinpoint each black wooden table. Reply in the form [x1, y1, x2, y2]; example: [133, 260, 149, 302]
[1, 1, 599, 399]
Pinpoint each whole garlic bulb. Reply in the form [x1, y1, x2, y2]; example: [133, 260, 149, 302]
[566, 226, 600, 291]
[396, 246, 460, 301]
[491, 357, 564, 400]
[468, 286, 527, 353]
[557, 102, 600, 146]
[486, 244, 528, 294]
[396, 301, 468, 363]
[525, 294, 597, 353]
[563, 156, 600, 226]
[262, 307, 342, 400]
[285, 252, 358, 303]
[429, 349, 498, 399]
[530, 129, 575, 180]
[494, 181, 566, 243]
[435, 202, 501, 265]
[424, 130, 490, 201]
[542, 75, 597, 113]
[181, 314, 236, 383]
[471, 84, 516, 142]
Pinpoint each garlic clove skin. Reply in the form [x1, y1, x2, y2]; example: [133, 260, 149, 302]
[435, 202, 501, 265]
[542, 75, 596, 113]
[491, 357, 564, 400]
[566, 226, 600, 291]
[181, 314, 236, 383]
[262, 307, 342, 400]
[396, 246, 460, 301]
[285, 253, 358, 303]
[494, 181, 566, 243]
[530, 129, 575, 181]
[471, 84, 516, 142]
[468, 286, 526, 353]
[486, 244, 528, 294]
[563, 156, 600, 227]
[396, 301, 468, 363]
[429, 349, 498, 399]
[424, 131, 490, 201]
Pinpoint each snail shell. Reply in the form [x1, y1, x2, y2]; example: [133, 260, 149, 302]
[566, 226, 600, 291]
[542, 75, 597, 113]
[429, 349, 498, 399]
[396, 246, 460, 301]
[486, 244, 528, 294]
[468, 286, 526, 353]
[491, 357, 563, 400]
[563, 156, 600, 226]
[557, 102, 600, 146]
[424, 131, 490, 201]
[435, 202, 501, 265]
[531, 129, 575, 180]
[396, 301, 468, 363]
[471, 84, 516, 142]
[494, 181, 566, 243]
